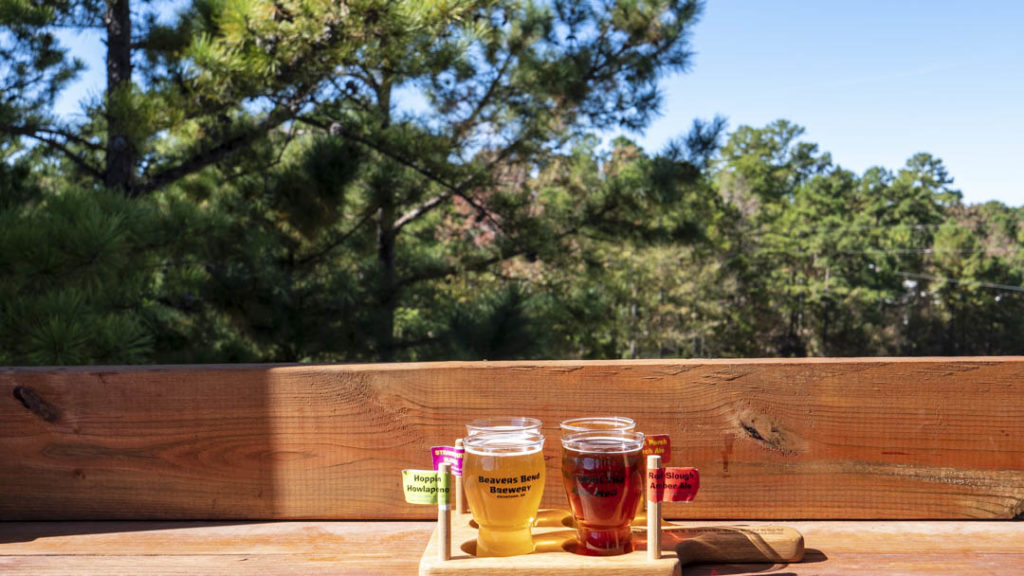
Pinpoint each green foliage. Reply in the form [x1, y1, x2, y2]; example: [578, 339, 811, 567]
[709, 121, 1022, 357]
[441, 284, 548, 360]
[1, 0, 1021, 365]
[0, 187, 155, 364]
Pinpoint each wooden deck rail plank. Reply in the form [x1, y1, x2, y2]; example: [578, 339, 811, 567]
[1, 521, 1022, 575]
[3, 358, 1023, 520]
[4, 520, 1021, 555]
[5, 554, 1023, 576]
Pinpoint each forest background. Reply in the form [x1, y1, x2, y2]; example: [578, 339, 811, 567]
[2, 0, 1022, 365]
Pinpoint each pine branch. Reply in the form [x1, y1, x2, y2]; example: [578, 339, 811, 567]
[394, 191, 453, 231]
[355, 65, 381, 94]
[395, 226, 577, 290]
[1, 124, 104, 180]
[303, 118, 465, 187]
[329, 76, 374, 113]
[134, 98, 303, 197]
[397, 254, 504, 289]
[36, 126, 104, 151]
[3, 70, 50, 96]
[2, 123, 103, 151]
[298, 118, 530, 237]
[300, 114, 465, 196]
[131, 7, 357, 197]
[451, 53, 514, 140]
[294, 208, 377, 267]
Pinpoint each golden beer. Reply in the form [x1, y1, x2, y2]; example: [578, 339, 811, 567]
[463, 431, 546, 557]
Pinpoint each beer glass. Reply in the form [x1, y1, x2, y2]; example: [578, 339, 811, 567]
[561, 430, 645, 556]
[466, 417, 543, 436]
[463, 431, 546, 556]
[561, 416, 643, 521]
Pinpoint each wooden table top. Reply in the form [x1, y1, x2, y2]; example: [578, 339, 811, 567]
[1, 520, 1021, 575]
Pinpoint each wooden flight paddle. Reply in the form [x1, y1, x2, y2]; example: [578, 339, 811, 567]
[422, 453, 803, 573]
[419, 513, 805, 575]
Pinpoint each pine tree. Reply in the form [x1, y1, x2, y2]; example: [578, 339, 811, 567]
[715, 120, 833, 356]
[1, 0, 365, 196]
[291, 0, 704, 360]
[2, 0, 371, 363]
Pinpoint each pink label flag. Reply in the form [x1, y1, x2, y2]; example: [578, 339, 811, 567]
[431, 446, 464, 477]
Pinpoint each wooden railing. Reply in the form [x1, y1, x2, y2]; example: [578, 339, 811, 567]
[2, 358, 1022, 574]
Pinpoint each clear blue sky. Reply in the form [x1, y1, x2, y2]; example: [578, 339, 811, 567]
[634, 0, 1024, 207]
[54, 0, 1024, 206]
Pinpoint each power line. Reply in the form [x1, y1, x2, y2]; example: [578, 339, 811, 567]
[896, 272, 1024, 294]
[757, 247, 1004, 256]
[744, 221, 1023, 238]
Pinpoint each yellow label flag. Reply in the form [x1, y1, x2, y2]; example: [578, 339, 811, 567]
[402, 469, 451, 505]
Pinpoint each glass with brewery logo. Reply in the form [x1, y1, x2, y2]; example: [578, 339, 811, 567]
[561, 416, 644, 520]
[466, 417, 543, 436]
[561, 430, 645, 556]
[463, 431, 546, 556]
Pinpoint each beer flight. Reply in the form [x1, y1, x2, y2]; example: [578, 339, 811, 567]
[462, 416, 648, 557]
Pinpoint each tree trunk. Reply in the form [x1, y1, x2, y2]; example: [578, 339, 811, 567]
[822, 265, 830, 356]
[374, 76, 396, 361]
[104, 0, 134, 195]
[376, 201, 397, 361]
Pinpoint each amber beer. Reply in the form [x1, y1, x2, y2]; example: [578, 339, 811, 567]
[561, 430, 645, 555]
[463, 431, 546, 557]
[560, 417, 645, 522]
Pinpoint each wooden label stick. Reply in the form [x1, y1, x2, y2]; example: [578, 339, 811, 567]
[454, 439, 467, 515]
[438, 463, 451, 561]
[647, 454, 662, 561]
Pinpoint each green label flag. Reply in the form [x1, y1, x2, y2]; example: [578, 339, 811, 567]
[402, 469, 451, 505]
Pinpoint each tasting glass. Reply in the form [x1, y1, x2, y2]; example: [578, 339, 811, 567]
[463, 431, 546, 557]
[561, 430, 645, 556]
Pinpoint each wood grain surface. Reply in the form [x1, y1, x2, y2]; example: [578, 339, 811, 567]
[2, 359, 1023, 520]
[1, 520, 1021, 575]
